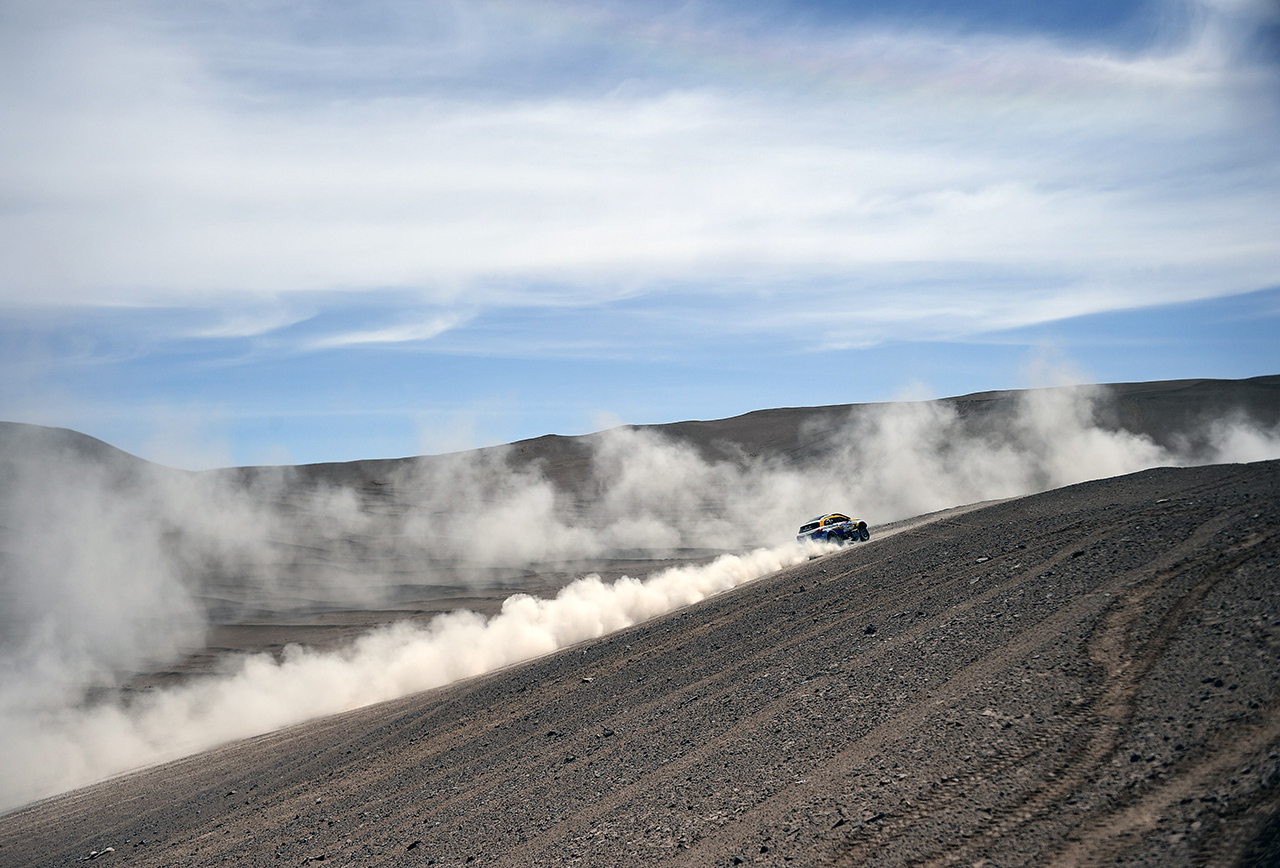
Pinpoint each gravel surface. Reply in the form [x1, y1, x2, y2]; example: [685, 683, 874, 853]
[2, 460, 1279, 867]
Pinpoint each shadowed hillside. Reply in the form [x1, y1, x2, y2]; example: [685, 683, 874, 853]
[2, 459, 1277, 867]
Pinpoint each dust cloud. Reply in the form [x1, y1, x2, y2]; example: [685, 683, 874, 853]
[1, 386, 1277, 809]
[1, 544, 822, 808]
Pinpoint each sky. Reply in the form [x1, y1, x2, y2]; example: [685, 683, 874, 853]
[1, 0, 1278, 468]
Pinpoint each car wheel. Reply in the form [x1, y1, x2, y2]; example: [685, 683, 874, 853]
[859, 524, 870, 541]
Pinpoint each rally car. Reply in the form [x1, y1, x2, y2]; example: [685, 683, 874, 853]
[797, 513, 870, 545]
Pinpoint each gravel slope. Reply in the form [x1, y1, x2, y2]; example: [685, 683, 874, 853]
[2, 460, 1279, 867]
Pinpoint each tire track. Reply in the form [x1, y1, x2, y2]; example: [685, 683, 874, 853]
[867, 513, 1272, 868]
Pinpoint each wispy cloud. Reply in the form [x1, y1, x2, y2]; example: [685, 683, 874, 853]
[305, 312, 470, 349]
[184, 305, 314, 339]
[0, 0, 1276, 353]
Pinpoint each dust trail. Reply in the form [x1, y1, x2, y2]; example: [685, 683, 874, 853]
[0, 540, 829, 809]
[2, 384, 1279, 810]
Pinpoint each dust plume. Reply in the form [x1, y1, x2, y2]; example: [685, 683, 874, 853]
[1, 543, 821, 808]
[1, 384, 1278, 809]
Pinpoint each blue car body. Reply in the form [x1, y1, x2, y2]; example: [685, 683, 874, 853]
[797, 513, 870, 545]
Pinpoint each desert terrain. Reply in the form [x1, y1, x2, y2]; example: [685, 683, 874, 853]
[6, 375, 1275, 675]
[1, 457, 1278, 867]
[2, 377, 1280, 865]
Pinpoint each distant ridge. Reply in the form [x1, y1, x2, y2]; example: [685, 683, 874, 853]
[3, 376, 1278, 495]
[216, 375, 1280, 491]
[0, 420, 175, 492]
[0, 421, 155, 469]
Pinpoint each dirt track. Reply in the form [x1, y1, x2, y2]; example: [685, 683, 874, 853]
[2, 460, 1279, 867]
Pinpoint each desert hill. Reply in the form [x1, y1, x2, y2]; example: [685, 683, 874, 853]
[219, 375, 1280, 492]
[1, 458, 1277, 867]
[5, 376, 1277, 495]
[2, 376, 1279, 729]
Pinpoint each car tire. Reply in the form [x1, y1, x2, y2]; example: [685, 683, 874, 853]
[858, 524, 870, 541]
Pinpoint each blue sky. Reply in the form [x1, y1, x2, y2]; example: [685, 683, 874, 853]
[1, 0, 1278, 468]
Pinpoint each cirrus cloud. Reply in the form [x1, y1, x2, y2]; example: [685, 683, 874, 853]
[0, 0, 1276, 352]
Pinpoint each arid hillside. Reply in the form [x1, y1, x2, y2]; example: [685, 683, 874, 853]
[2, 458, 1277, 867]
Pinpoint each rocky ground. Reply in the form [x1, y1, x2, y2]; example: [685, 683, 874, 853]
[2, 459, 1279, 867]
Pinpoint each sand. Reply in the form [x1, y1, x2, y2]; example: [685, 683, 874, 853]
[2, 458, 1277, 867]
